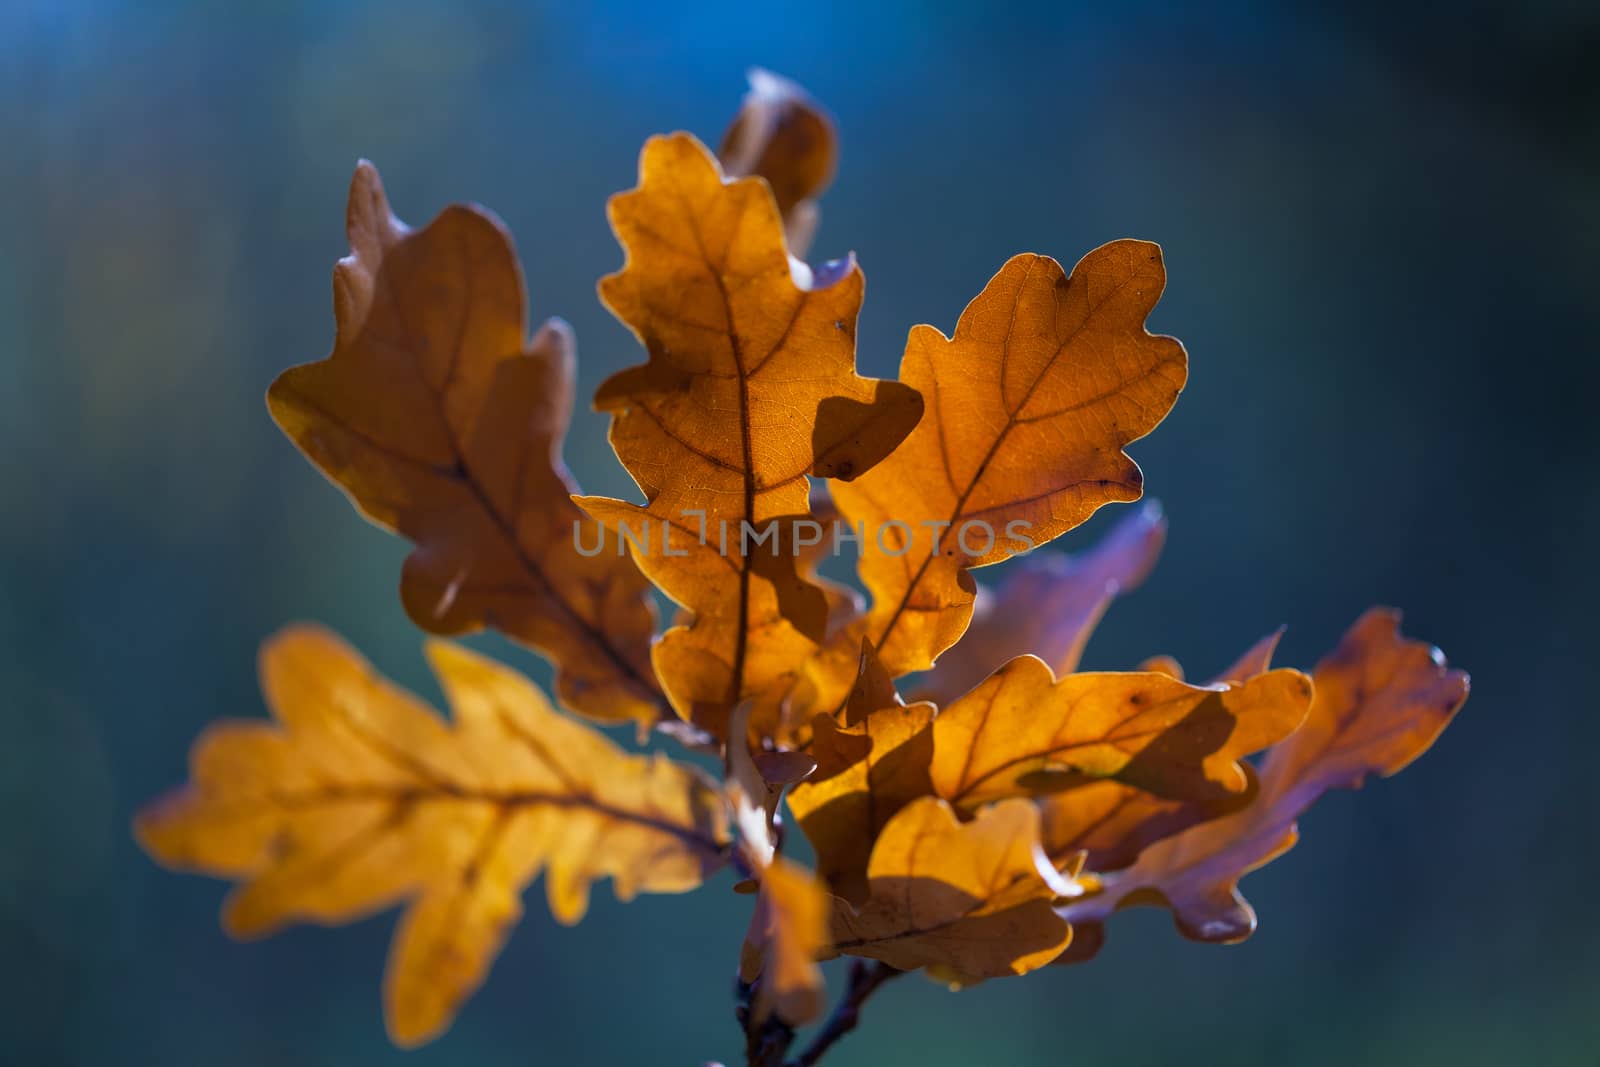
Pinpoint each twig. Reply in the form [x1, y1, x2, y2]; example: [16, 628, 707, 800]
[787, 960, 903, 1067]
[737, 975, 797, 1067]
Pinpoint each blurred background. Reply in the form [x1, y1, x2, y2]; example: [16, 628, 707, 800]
[3, 1, 1597, 1064]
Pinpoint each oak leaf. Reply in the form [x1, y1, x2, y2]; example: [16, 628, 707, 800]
[267, 162, 661, 727]
[825, 245, 1188, 698]
[577, 132, 922, 739]
[915, 500, 1167, 706]
[930, 655, 1313, 809]
[826, 797, 1078, 980]
[134, 626, 728, 1046]
[739, 854, 831, 1026]
[719, 68, 836, 257]
[1059, 609, 1468, 955]
[787, 643, 936, 904]
[1038, 629, 1295, 871]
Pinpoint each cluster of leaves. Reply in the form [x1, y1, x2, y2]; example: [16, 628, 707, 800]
[135, 71, 1469, 1062]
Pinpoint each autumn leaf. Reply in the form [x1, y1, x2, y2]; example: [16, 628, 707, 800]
[1059, 609, 1469, 955]
[787, 643, 936, 904]
[824, 244, 1188, 701]
[826, 797, 1079, 980]
[267, 162, 662, 728]
[1038, 629, 1296, 871]
[134, 627, 729, 1046]
[740, 854, 830, 1026]
[930, 655, 1313, 810]
[577, 132, 923, 739]
[915, 500, 1167, 706]
[719, 68, 836, 257]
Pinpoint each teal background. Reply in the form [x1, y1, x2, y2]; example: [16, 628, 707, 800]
[3, 1, 1597, 1064]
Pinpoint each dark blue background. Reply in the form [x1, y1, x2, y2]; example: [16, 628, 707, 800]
[3, 1, 1596, 1063]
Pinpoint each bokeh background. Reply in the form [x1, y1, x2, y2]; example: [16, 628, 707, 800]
[4, 1, 1597, 1064]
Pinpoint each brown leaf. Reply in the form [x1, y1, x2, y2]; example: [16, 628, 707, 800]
[267, 162, 661, 727]
[578, 132, 922, 739]
[1060, 609, 1469, 955]
[819, 244, 1187, 711]
[930, 655, 1313, 809]
[915, 500, 1167, 705]
[826, 797, 1078, 979]
[787, 644, 936, 903]
[739, 854, 830, 1025]
[135, 627, 728, 1047]
[719, 68, 837, 257]
[1039, 629, 1295, 871]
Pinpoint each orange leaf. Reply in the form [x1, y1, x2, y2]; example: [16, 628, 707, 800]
[578, 132, 923, 739]
[930, 655, 1313, 809]
[719, 68, 837, 257]
[826, 797, 1078, 980]
[915, 500, 1167, 705]
[134, 627, 728, 1047]
[1039, 629, 1297, 871]
[787, 643, 936, 904]
[267, 162, 661, 727]
[739, 854, 830, 1026]
[1060, 609, 1468, 955]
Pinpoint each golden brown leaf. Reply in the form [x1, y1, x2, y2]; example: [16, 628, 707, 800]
[826, 797, 1078, 978]
[134, 627, 728, 1047]
[719, 68, 837, 257]
[739, 854, 830, 1025]
[578, 132, 922, 739]
[1039, 629, 1295, 871]
[824, 245, 1187, 697]
[1060, 609, 1468, 954]
[787, 644, 936, 903]
[930, 655, 1313, 809]
[915, 501, 1167, 706]
[267, 162, 661, 727]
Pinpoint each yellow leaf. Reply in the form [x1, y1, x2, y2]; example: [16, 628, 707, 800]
[826, 244, 1188, 698]
[930, 655, 1313, 809]
[826, 797, 1078, 979]
[1059, 609, 1468, 955]
[1039, 629, 1296, 871]
[267, 162, 661, 727]
[578, 132, 923, 739]
[740, 854, 830, 1025]
[787, 643, 936, 904]
[134, 627, 729, 1047]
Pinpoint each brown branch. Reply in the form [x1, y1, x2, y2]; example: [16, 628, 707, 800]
[787, 960, 904, 1067]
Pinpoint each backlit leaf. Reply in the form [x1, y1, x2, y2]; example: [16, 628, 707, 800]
[739, 854, 830, 1025]
[135, 627, 728, 1046]
[787, 643, 936, 904]
[915, 500, 1167, 705]
[267, 162, 662, 727]
[930, 655, 1313, 809]
[1059, 609, 1468, 955]
[826, 797, 1078, 979]
[719, 68, 836, 257]
[578, 132, 922, 739]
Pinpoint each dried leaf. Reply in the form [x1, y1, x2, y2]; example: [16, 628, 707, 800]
[578, 132, 922, 739]
[805, 245, 1186, 718]
[135, 627, 728, 1046]
[826, 797, 1078, 979]
[719, 68, 836, 256]
[267, 162, 661, 727]
[739, 854, 830, 1025]
[1060, 609, 1468, 954]
[930, 655, 1313, 809]
[915, 500, 1167, 705]
[787, 643, 936, 903]
[1039, 629, 1295, 871]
